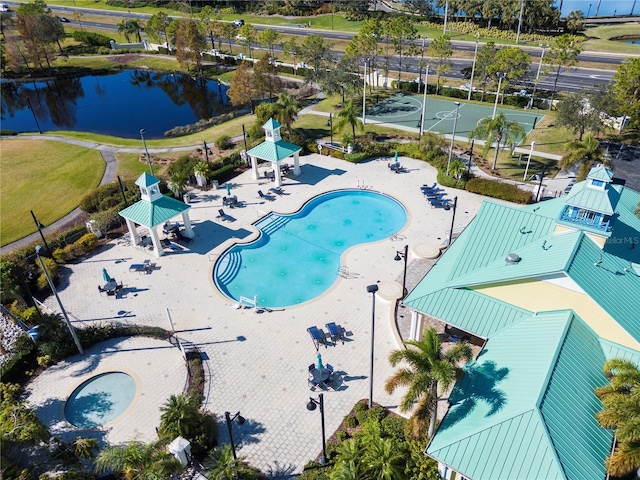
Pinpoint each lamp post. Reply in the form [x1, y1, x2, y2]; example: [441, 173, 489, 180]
[224, 411, 245, 460]
[394, 245, 409, 298]
[25, 98, 42, 134]
[306, 394, 327, 465]
[595, 0, 602, 16]
[515, 0, 525, 44]
[444, 196, 458, 245]
[536, 166, 546, 202]
[366, 284, 378, 408]
[443, 0, 449, 34]
[140, 128, 154, 176]
[117, 176, 129, 207]
[530, 45, 547, 109]
[420, 65, 429, 138]
[30, 210, 52, 256]
[492, 73, 506, 119]
[532, 107, 539, 129]
[204, 140, 210, 165]
[587, 3, 592, 17]
[329, 113, 333, 146]
[362, 60, 368, 126]
[446, 102, 461, 177]
[523, 141, 536, 181]
[468, 37, 479, 101]
[35, 245, 84, 355]
[466, 140, 474, 179]
[242, 124, 248, 152]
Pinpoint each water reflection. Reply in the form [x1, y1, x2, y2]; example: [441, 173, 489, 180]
[1, 69, 231, 138]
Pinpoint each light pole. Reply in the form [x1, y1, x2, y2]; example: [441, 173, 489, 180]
[444, 197, 458, 245]
[30, 210, 52, 256]
[515, 0, 525, 44]
[420, 65, 429, 138]
[394, 245, 409, 298]
[523, 141, 536, 181]
[329, 113, 333, 146]
[492, 73, 506, 119]
[35, 245, 84, 355]
[587, 3, 592, 17]
[468, 37, 479, 101]
[443, 0, 449, 34]
[139, 128, 154, 176]
[25, 98, 42, 134]
[536, 166, 546, 202]
[306, 394, 327, 465]
[362, 60, 368, 126]
[117, 176, 129, 207]
[594, 0, 602, 16]
[242, 124, 248, 152]
[530, 45, 547, 109]
[366, 284, 378, 408]
[532, 107, 540, 129]
[204, 140, 210, 165]
[224, 411, 245, 460]
[466, 139, 474, 179]
[446, 102, 461, 176]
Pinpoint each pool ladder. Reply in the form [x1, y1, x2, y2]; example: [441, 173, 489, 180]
[216, 251, 242, 285]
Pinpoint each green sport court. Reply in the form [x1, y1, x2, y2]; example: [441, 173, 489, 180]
[365, 93, 543, 141]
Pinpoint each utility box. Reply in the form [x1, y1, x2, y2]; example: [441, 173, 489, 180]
[86, 220, 102, 238]
[168, 436, 191, 467]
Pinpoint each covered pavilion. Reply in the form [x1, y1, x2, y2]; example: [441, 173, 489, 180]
[246, 118, 302, 188]
[119, 173, 194, 257]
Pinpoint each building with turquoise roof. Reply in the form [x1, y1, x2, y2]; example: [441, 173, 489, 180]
[403, 166, 640, 480]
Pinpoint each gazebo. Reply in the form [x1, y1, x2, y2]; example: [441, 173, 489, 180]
[119, 173, 194, 257]
[246, 118, 302, 188]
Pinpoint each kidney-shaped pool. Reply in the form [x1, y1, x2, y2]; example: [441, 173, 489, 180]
[214, 189, 407, 308]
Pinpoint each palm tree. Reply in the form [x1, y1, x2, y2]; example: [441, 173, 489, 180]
[116, 20, 142, 43]
[559, 133, 608, 181]
[331, 439, 363, 480]
[273, 93, 300, 135]
[469, 113, 525, 170]
[448, 158, 467, 181]
[363, 437, 405, 480]
[565, 10, 584, 34]
[158, 393, 201, 440]
[385, 327, 473, 439]
[95, 440, 182, 480]
[168, 174, 187, 200]
[596, 358, 640, 477]
[335, 100, 364, 141]
[204, 444, 255, 480]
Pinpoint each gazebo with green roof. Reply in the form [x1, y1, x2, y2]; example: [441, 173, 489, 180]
[118, 173, 194, 257]
[246, 118, 302, 188]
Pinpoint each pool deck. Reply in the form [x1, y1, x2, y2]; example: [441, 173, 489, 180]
[29, 153, 495, 475]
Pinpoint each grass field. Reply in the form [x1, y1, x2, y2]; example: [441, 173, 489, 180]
[0, 139, 105, 246]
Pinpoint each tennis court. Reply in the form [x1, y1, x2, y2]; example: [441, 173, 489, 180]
[365, 93, 543, 141]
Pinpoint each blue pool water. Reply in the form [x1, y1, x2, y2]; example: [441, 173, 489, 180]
[214, 190, 407, 308]
[65, 372, 136, 428]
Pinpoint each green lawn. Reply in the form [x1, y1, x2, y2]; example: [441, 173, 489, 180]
[0, 139, 105, 246]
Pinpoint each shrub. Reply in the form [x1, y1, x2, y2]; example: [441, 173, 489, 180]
[71, 31, 112, 48]
[89, 208, 122, 233]
[52, 247, 70, 264]
[336, 430, 349, 442]
[365, 405, 387, 424]
[353, 400, 369, 424]
[343, 414, 358, 429]
[381, 415, 407, 442]
[76, 233, 98, 253]
[36, 257, 58, 291]
[167, 154, 200, 179]
[216, 134, 234, 150]
[465, 177, 533, 204]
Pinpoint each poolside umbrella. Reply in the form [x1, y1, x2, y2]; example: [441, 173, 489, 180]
[226, 183, 231, 196]
[394, 151, 399, 164]
[316, 353, 324, 370]
[102, 268, 112, 283]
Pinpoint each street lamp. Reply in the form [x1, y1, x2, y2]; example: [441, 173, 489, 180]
[242, 124, 248, 152]
[468, 37, 479, 101]
[587, 3, 592, 17]
[30, 210, 52, 256]
[444, 197, 458, 246]
[394, 245, 408, 298]
[366, 283, 378, 408]
[224, 411, 245, 460]
[420, 65, 429, 138]
[515, 0, 525, 44]
[446, 102, 461, 177]
[139, 128, 154, 176]
[532, 107, 540, 129]
[492, 73, 506, 119]
[530, 45, 547, 109]
[204, 140, 210, 165]
[35, 245, 84, 355]
[523, 141, 536, 181]
[306, 394, 327, 466]
[466, 139, 475, 179]
[329, 113, 333, 146]
[25, 98, 43, 134]
[362, 60, 368, 126]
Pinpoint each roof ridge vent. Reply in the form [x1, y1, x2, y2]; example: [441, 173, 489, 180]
[505, 253, 521, 265]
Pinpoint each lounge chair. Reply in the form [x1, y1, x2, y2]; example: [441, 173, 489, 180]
[325, 322, 345, 344]
[217, 209, 229, 221]
[430, 199, 451, 208]
[175, 230, 193, 244]
[422, 182, 437, 190]
[269, 187, 284, 196]
[257, 190, 274, 201]
[129, 260, 152, 274]
[161, 238, 180, 251]
[425, 193, 447, 201]
[307, 326, 330, 350]
[98, 285, 107, 296]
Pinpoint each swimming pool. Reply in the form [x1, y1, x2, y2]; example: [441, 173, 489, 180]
[65, 372, 137, 428]
[214, 189, 407, 308]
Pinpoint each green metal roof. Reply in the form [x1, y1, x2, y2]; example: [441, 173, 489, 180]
[562, 181, 619, 215]
[246, 139, 301, 163]
[135, 172, 160, 188]
[588, 165, 614, 182]
[566, 233, 640, 342]
[447, 230, 583, 289]
[119, 195, 190, 227]
[603, 186, 640, 262]
[427, 311, 611, 480]
[599, 338, 640, 364]
[263, 118, 281, 130]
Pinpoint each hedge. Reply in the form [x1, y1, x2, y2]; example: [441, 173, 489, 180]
[465, 177, 533, 204]
[71, 31, 112, 48]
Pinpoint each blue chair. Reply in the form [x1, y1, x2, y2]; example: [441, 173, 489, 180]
[307, 326, 330, 350]
[325, 322, 345, 344]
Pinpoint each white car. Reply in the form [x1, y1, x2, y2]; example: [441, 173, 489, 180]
[0, 3, 10, 11]
[296, 62, 309, 69]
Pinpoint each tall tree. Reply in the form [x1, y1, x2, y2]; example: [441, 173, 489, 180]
[116, 19, 142, 43]
[559, 133, 608, 180]
[556, 86, 615, 140]
[198, 5, 221, 50]
[385, 16, 417, 88]
[299, 34, 334, 83]
[175, 18, 205, 74]
[145, 11, 172, 51]
[273, 92, 301, 135]
[259, 28, 281, 59]
[385, 327, 473, 438]
[548, 34, 583, 109]
[469, 113, 526, 170]
[238, 23, 258, 59]
[15, 0, 62, 70]
[427, 35, 452, 95]
[95, 440, 182, 480]
[335, 100, 364, 140]
[253, 53, 282, 101]
[612, 58, 640, 129]
[565, 10, 584, 33]
[221, 23, 237, 55]
[475, 41, 497, 101]
[228, 61, 256, 112]
[489, 46, 531, 100]
[596, 358, 640, 478]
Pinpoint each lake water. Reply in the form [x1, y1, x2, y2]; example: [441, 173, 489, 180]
[557, 0, 638, 16]
[0, 69, 231, 138]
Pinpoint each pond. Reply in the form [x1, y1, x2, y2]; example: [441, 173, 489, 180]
[0, 69, 232, 138]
